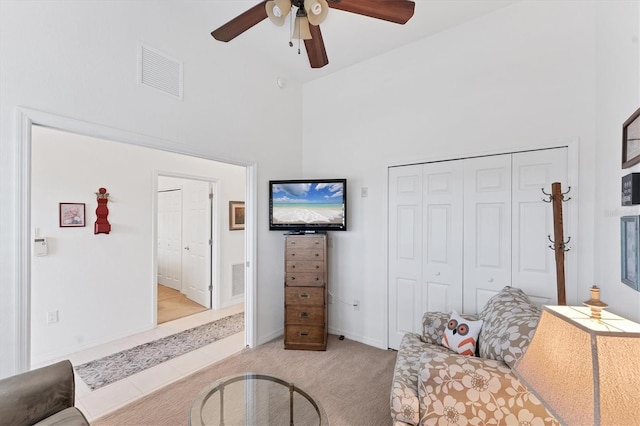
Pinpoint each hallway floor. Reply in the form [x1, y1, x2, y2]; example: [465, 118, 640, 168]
[55, 303, 244, 422]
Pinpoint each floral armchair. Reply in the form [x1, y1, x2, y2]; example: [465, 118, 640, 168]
[390, 286, 559, 426]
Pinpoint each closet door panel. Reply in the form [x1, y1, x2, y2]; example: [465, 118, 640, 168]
[463, 155, 512, 313]
[388, 165, 423, 349]
[422, 161, 464, 314]
[512, 148, 568, 304]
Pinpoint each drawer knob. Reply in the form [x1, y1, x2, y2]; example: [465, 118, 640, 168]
[316, 277, 319, 281]
[299, 293, 310, 299]
[292, 265, 295, 269]
[300, 332, 309, 337]
[291, 276, 295, 280]
[291, 253, 295, 257]
[316, 265, 319, 269]
[300, 312, 309, 318]
[315, 253, 319, 257]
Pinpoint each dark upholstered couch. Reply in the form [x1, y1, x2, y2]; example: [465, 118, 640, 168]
[0, 360, 89, 426]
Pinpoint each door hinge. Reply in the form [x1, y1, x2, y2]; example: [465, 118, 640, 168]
[209, 239, 212, 245]
[209, 193, 213, 200]
[208, 284, 213, 291]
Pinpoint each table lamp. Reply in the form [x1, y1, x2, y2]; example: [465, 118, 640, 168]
[514, 288, 640, 425]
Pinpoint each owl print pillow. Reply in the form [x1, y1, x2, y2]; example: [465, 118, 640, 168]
[442, 310, 483, 356]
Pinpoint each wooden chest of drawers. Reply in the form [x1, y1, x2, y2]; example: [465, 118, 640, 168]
[284, 234, 327, 351]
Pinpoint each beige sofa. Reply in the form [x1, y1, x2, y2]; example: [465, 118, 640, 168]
[0, 360, 89, 426]
[390, 286, 559, 425]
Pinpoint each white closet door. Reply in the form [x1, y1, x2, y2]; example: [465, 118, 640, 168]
[422, 160, 464, 314]
[388, 165, 423, 349]
[512, 148, 568, 305]
[157, 190, 182, 290]
[463, 154, 512, 313]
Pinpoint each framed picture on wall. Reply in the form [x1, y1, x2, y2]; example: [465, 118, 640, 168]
[622, 107, 640, 168]
[59, 203, 86, 227]
[229, 201, 245, 231]
[621, 216, 640, 290]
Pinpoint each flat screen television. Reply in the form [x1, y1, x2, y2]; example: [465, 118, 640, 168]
[269, 178, 347, 232]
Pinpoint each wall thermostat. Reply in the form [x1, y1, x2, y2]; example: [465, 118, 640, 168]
[34, 237, 48, 256]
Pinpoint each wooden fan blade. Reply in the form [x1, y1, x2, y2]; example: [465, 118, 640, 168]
[304, 25, 329, 68]
[328, 0, 415, 24]
[211, 1, 269, 42]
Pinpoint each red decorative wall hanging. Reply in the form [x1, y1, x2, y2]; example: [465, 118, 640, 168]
[94, 187, 111, 234]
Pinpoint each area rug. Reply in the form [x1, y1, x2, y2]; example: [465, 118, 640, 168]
[74, 312, 244, 391]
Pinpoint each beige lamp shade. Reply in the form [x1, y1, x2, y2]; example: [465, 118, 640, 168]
[292, 15, 312, 40]
[266, 0, 291, 26]
[304, 0, 328, 26]
[514, 306, 640, 425]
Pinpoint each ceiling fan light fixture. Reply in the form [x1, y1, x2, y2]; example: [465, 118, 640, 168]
[304, 0, 328, 26]
[266, 0, 291, 26]
[292, 15, 312, 40]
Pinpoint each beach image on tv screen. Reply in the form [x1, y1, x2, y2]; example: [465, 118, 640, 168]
[272, 182, 345, 225]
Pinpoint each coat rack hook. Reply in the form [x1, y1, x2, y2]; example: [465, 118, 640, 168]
[548, 235, 571, 252]
[541, 188, 553, 203]
[561, 186, 572, 202]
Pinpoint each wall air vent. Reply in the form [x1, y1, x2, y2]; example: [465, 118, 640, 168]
[138, 43, 183, 99]
[232, 263, 245, 297]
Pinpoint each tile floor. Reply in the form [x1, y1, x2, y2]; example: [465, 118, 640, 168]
[38, 303, 245, 422]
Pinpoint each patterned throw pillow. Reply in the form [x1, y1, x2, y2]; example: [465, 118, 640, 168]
[478, 286, 541, 367]
[441, 310, 483, 356]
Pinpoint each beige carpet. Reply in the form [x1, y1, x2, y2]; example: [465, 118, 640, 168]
[93, 335, 397, 426]
[157, 284, 208, 324]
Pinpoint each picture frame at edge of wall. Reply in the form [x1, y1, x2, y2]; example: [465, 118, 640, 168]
[622, 106, 640, 168]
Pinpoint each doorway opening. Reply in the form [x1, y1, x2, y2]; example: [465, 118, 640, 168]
[24, 111, 254, 369]
[156, 176, 219, 324]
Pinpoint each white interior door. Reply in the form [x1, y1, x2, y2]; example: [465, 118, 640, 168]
[422, 160, 464, 314]
[388, 164, 423, 349]
[512, 148, 568, 304]
[182, 180, 212, 308]
[463, 154, 512, 313]
[157, 189, 182, 290]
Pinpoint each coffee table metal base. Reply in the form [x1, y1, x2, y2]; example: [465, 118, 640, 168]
[190, 373, 328, 426]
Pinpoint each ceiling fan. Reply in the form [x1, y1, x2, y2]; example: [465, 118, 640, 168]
[211, 0, 416, 69]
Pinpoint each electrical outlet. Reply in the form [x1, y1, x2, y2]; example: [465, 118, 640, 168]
[353, 300, 360, 311]
[46, 310, 59, 324]
[361, 187, 368, 198]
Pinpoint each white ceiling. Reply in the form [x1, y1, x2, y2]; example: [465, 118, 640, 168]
[205, 0, 518, 83]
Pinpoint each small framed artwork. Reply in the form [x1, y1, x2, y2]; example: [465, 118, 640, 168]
[621, 216, 640, 290]
[622, 107, 640, 168]
[229, 201, 245, 231]
[59, 203, 86, 227]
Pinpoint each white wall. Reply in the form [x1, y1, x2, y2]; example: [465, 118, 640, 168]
[594, 1, 640, 321]
[30, 125, 246, 364]
[0, 0, 302, 376]
[303, 0, 638, 348]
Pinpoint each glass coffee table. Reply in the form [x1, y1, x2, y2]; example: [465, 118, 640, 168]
[189, 373, 328, 426]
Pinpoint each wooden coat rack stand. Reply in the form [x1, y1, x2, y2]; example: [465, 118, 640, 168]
[542, 182, 571, 305]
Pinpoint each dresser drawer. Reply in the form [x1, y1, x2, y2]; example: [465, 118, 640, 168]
[285, 306, 324, 325]
[285, 325, 325, 345]
[285, 287, 324, 306]
[286, 248, 324, 261]
[285, 272, 324, 287]
[286, 260, 324, 273]
[286, 237, 325, 250]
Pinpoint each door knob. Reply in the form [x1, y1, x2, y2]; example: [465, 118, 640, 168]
[184, 246, 190, 251]
[488, 278, 494, 283]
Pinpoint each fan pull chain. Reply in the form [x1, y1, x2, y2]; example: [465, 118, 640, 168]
[288, 6, 294, 48]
